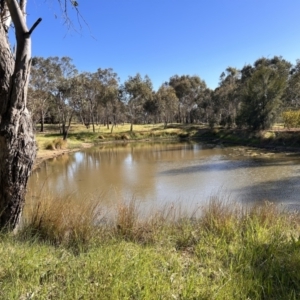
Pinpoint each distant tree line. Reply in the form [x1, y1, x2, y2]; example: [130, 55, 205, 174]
[28, 55, 300, 138]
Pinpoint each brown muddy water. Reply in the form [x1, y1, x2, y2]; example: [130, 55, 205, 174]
[27, 141, 300, 211]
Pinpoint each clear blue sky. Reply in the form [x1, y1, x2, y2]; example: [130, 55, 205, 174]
[26, 0, 300, 90]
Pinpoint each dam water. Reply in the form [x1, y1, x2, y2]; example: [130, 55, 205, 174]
[27, 141, 300, 212]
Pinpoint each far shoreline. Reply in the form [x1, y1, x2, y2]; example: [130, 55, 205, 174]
[32, 124, 300, 171]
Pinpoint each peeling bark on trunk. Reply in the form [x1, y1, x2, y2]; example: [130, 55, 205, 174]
[0, 108, 36, 229]
[0, 0, 39, 230]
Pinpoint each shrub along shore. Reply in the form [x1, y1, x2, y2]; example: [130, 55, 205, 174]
[3, 123, 299, 299]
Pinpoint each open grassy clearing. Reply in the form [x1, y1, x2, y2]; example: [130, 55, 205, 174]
[35, 123, 205, 152]
[1, 197, 300, 299]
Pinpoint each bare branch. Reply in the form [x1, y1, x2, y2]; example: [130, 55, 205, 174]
[56, 0, 93, 37]
[28, 17, 42, 35]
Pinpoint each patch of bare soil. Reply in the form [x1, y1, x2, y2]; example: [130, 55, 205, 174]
[33, 143, 93, 170]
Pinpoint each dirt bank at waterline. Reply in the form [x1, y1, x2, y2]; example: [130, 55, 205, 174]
[33, 143, 93, 170]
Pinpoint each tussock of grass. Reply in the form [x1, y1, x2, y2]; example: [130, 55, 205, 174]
[20, 196, 104, 252]
[2, 198, 300, 299]
[44, 138, 67, 150]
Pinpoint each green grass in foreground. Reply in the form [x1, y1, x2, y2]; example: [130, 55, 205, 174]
[1, 198, 300, 299]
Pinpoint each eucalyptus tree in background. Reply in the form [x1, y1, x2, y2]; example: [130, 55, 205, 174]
[28, 57, 61, 131]
[94, 68, 119, 131]
[169, 75, 207, 123]
[142, 92, 159, 124]
[30, 56, 79, 140]
[78, 72, 99, 132]
[123, 73, 153, 131]
[53, 57, 78, 140]
[200, 88, 214, 125]
[70, 72, 91, 128]
[155, 83, 179, 128]
[284, 59, 300, 109]
[237, 56, 291, 130]
[213, 67, 241, 127]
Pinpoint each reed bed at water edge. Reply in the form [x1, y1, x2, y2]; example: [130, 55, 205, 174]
[1, 197, 300, 299]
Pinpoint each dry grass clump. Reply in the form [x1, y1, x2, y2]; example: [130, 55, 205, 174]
[44, 138, 68, 150]
[113, 200, 164, 244]
[246, 201, 285, 226]
[115, 200, 138, 239]
[200, 197, 239, 233]
[112, 201, 203, 245]
[178, 132, 190, 139]
[113, 133, 130, 141]
[121, 133, 130, 140]
[20, 195, 104, 252]
[261, 131, 276, 139]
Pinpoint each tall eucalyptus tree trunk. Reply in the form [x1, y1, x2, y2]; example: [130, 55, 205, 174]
[0, 0, 40, 230]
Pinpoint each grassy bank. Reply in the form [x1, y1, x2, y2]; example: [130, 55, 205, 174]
[34, 123, 195, 166]
[35, 123, 300, 156]
[192, 127, 300, 151]
[1, 198, 300, 299]
[35, 123, 192, 149]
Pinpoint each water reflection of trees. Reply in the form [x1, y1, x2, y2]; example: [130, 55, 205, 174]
[30, 143, 184, 203]
[29, 142, 204, 203]
[79, 146, 159, 202]
[27, 142, 300, 208]
[29, 154, 75, 196]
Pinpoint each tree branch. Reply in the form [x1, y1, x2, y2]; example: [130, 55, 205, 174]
[19, 0, 27, 21]
[28, 18, 42, 36]
[6, 0, 28, 37]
